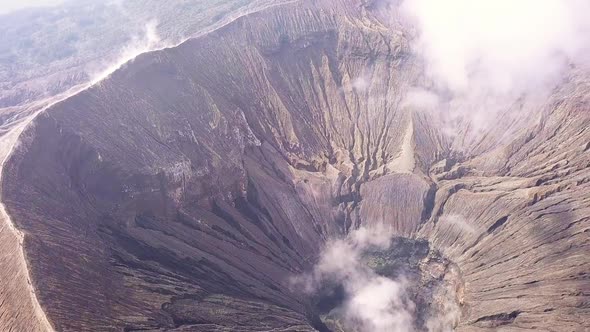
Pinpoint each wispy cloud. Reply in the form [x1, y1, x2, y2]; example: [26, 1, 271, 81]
[439, 214, 477, 235]
[0, 0, 65, 15]
[398, 0, 590, 147]
[402, 0, 590, 94]
[89, 19, 162, 85]
[292, 226, 415, 332]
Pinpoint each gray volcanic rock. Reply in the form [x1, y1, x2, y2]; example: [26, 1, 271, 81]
[0, 0, 292, 112]
[1, 0, 589, 331]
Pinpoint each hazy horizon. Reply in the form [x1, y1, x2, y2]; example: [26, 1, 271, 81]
[0, 0, 64, 14]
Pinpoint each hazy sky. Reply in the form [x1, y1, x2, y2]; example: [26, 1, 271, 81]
[0, 0, 64, 14]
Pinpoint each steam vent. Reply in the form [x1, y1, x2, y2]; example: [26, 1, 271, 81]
[1, 0, 589, 331]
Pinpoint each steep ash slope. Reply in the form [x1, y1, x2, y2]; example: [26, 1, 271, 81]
[0, 0, 293, 109]
[418, 74, 590, 330]
[1, 0, 589, 331]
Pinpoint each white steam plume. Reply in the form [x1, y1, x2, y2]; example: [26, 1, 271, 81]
[292, 225, 464, 332]
[439, 214, 477, 235]
[292, 226, 415, 332]
[399, 0, 590, 144]
[90, 20, 162, 85]
[401, 0, 590, 95]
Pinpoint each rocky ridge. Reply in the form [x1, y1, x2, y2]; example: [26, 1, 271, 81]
[0, 0, 588, 331]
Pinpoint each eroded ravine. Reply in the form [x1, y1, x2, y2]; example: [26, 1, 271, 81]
[1, 0, 589, 331]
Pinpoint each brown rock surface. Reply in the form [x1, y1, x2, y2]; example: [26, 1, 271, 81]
[0, 0, 588, 331]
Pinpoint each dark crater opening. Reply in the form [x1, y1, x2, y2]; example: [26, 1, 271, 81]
[308, 237, 465, 332]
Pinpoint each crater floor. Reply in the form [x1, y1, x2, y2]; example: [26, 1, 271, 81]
[0, 0, 589, 331]
[312, 237, 464, 332]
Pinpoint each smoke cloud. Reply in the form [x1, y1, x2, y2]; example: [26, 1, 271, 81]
[398, 0, 590, 145]
[90, 20, 162, 85]
[439, 215, 477, 235]
[401, 0, 590, 94]
[292, 226, 416, 332]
